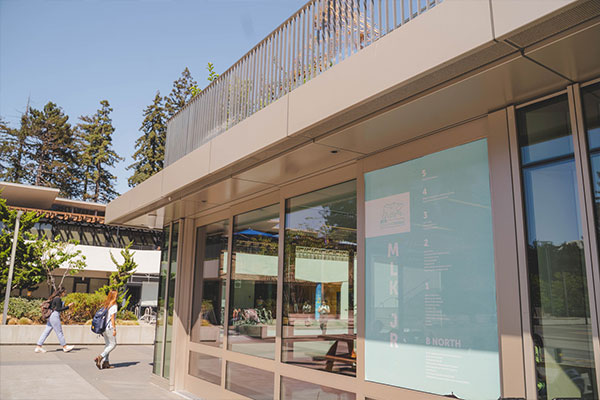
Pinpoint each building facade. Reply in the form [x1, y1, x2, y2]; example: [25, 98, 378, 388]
[1, 182, 162, 309]
[107, 1, 600, 399]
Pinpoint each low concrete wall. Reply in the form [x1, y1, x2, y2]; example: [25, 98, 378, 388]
[0, 324, 155, 345]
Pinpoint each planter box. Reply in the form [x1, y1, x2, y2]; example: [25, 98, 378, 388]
[0, 324, 155, 345]
[198, 326, 220, 342]
[236, 324, 273, 339]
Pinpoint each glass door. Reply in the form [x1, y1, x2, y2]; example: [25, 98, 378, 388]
[152, 221, 181, 379]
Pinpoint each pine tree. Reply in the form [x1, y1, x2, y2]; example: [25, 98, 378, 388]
[27, 102, 81, 198]
[127, 92, 168, 187]
[165, 67, 197, 118]
[0, 114, 30, 183]
[78, 100, 123, 202]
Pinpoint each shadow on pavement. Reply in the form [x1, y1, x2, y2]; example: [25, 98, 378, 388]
[53, 347, 88, 352]
[111, 361, 139, 368]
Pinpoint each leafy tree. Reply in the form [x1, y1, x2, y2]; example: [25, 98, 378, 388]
[191, 62, 220, 97]
[78, 100, 123, 202]
[127, 92, 167, 187]
[165, 67, 197, 118]
[98, 243, 138, 314]
[36, 236, 87, 292]
[26, 102, 81, 198]
[99, 242, 138, 295]
[0, 195, 45, 297]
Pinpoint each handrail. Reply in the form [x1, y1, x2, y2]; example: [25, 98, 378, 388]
[165, 0, 442, 166]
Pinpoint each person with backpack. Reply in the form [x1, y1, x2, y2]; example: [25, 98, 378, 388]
[34, 286, 74, 353]
[94, 290, 118, 369]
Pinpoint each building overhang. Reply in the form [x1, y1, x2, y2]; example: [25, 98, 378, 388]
[0, 181, 59, 209]
[106, 0, 600, 227]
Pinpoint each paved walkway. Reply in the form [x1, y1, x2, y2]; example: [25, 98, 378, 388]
[0, 344, 184, 400]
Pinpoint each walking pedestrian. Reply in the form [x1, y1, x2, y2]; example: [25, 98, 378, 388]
[95, 290, 118, 369]
[34, 286, 74, 353]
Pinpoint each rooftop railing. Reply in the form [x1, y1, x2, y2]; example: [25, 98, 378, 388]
[165, 0, 443, 166]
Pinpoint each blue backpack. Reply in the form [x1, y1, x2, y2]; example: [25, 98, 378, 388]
[91, 307, 108, 334]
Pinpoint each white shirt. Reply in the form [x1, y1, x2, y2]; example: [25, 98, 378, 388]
[106, 305, 118, 330]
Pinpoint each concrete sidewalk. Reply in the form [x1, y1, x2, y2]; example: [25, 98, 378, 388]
[0, 345, 184, 400]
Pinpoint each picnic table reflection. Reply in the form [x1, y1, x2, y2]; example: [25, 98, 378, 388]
[317, 334, 356, 372]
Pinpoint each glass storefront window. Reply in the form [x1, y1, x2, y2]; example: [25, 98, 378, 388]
[191, 220, 229, 346]
[227, 205, 279, 359]
[225, 362, 274, 400]
[164, 221, 179, 379]
[282, 181, 357, 376]
[189, 352, 222, 386]
[280, 376, 355, 400]
[518, 95, 598, 399]
[153, 225, 170, 375]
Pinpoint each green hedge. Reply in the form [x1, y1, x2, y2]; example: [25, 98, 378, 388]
[0, 298, 44, 323]
[62, 292, 107, 324]
[1, 294, 138, 324]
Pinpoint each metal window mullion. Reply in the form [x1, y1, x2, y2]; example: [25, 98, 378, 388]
[568, 84, 600, 388]
[160, 221, 173, 378]
[274, 197, 286, 400]
[222, 214, 234, 388]
[506, 106, 538, 399]
[168, 219, 185, 383]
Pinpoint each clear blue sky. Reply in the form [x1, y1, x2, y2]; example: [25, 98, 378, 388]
[0, 0, 307, 199]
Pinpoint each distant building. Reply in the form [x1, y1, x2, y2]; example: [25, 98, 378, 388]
[1, 181, 162, 310]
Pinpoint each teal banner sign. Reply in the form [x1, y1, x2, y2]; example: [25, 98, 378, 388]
[364, 139, 500, 399]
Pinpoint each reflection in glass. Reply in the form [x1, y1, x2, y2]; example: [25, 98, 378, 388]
[191, 220, 229, 346]
[518, 96, 598, 399]
[517, 95, 574, 165]
[280, 376, 355, 400]
[153, 225, 170, 375]
[227, 205, 279, 359]
[584, 83, 600, 252]
[282, 181, 357, 376]
[163, 222, 179, 379]
[189, 351, 221, 386]
[226, 362, 274, 400]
